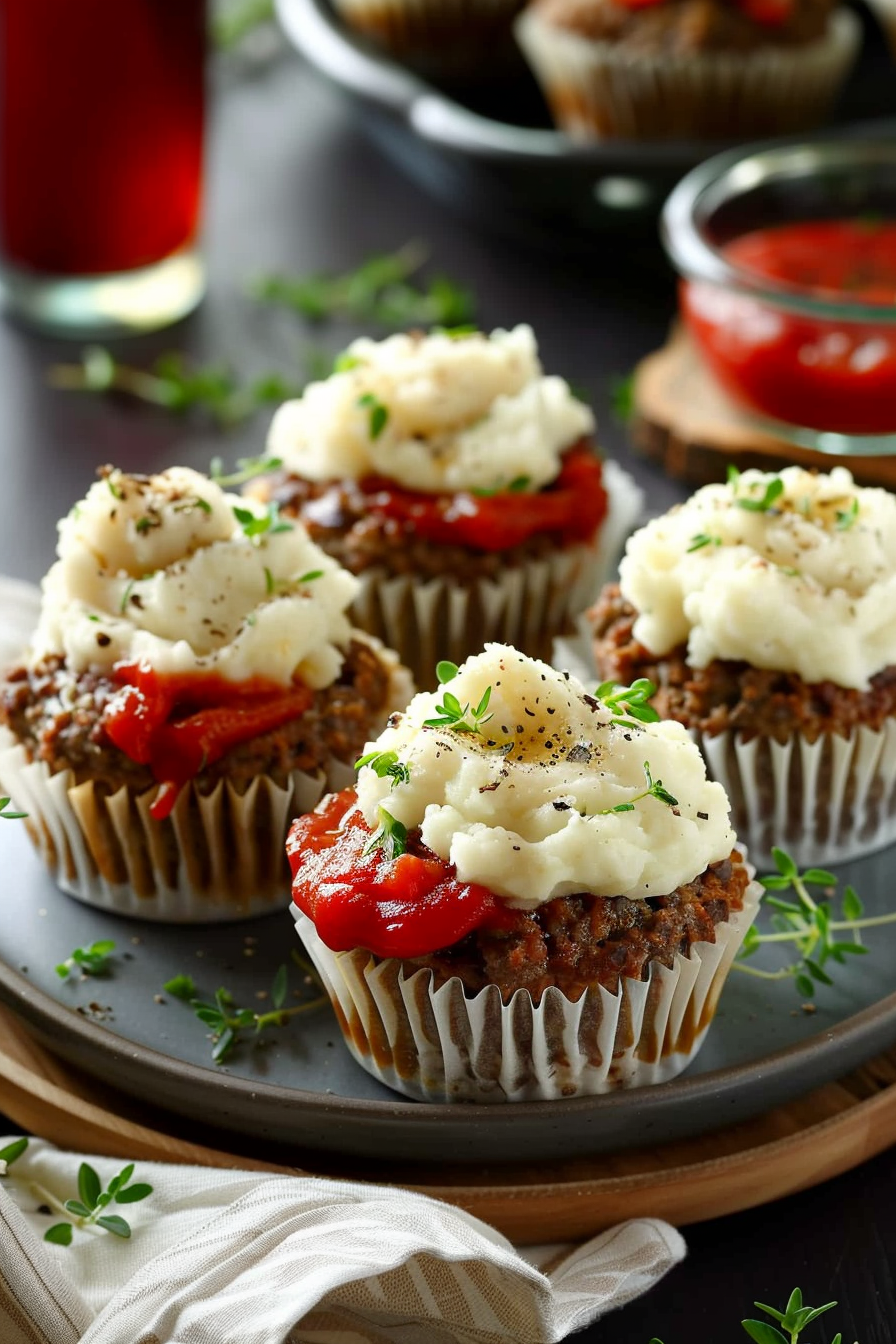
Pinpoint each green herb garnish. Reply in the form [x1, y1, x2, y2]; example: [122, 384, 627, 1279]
[333, 352, 363, 373]
[424, 684, 493, 736]
[251, 242, 475, 328]
[363, 807, 408, 861]
[0, 1136, 28, 1174]
[472, 475, 532, 497]
[595, 678, 660, 729]
[687, 532, 722, 552]
[355, 749, 411, 788]
[732, 847, 896, 998]
[41, 1162, 152, 1245]
[213, 0, 276, 50]
[835, 497, 859, 530]
[651, 1286, 846, 1344]
[232, 501, 292, 543]
[596, 760, 677, 815]
[55, 940, 116, 979]
[729, 466, 785, 513]
[0, 796, 27, 820]
[609, 371, 635, 424]
[357, 392, 389, 440]
[209, 454, 282, 487]
[164, 953, 325, 1065]
[297, 569, 324, 584]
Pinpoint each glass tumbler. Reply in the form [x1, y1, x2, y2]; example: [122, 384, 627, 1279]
[0, 0, 207, 334]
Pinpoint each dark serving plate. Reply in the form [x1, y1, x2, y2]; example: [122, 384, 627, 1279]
[276, 0, 896, 240]
[4, 814, 896, 1166]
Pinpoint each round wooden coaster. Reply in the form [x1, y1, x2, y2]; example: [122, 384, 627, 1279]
[632, 329, 896, 489]
[3, 1002, 896, 1244]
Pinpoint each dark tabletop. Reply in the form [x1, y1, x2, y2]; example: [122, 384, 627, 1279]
[0, 36, 890, 1344]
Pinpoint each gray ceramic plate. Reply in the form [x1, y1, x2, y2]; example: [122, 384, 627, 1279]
[2, 820, 896, 1164]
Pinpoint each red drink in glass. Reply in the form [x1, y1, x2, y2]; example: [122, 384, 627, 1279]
[0, 0, 206, 331]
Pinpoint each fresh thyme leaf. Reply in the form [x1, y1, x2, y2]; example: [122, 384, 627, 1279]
[596, 678, 660, 729]
[163, 963, 325, 1064]
[595, 760, 678, 816]
[0, 1136, 28, 1173]
[423, 681, 494, 736]
[106, 470, 124, 500]
[55, 940, 116, 979]
[209, 454, 282, 487]
[435, 324, 478, 338]
[436, 660, 459, 684]
[654, 1287, 846, 1343]
[733, 473, 784, 513]
[472, 474, 532, 497]
[835, 497, 859, 530]
[297, 569, 324, 583]
[0, 796, 27, 820]
[609, 372, 635, 424]
[264, 566, 275, 595]
[45, 1223, 74, 1245]
[333, 352, 362, 373]
[356, 392, 389, 440]
[687, 532, 722, 552]
[355, 749, 412, 788]
[233, 501, 292, 543]
[120, 579, 136, 614]
[363, 806, 408, 860]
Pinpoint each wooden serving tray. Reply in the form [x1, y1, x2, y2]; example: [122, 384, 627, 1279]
[632, 329, 896, 489]
[4, 1001, 896, 1244]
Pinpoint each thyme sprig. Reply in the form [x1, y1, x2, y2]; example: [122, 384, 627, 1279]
[232, 501, 292, 543]
[210, 454, 282, 487]
[251, 242, 475, 328]
[355, 749, 411, 788]
[357, 392, 389, 440]
[424, 685, 493, 736]
[651, 1286, 849, 1344]
[596, 760, 678, 815]
[0, 796, 27, 820]
[55, 940, 116, 979]
[163, 953, 326, 1065]
[732, 847, 896, 998]
[0, 1136, 28, 1176]
[363, 807, 408, 860]
[47, 347, 302, 427]
[687, 532, 722, 552]
[836, 497, 860, 530]
[41, 1162, 153, 1245]
[596, 678, 660, 730]
[728, 465, 785, 513]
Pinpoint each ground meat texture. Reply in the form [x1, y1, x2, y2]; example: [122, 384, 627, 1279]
[0, 638, 391, 797]
[531, 0, 834, 53]
[393, 851, 748, 1003]
[252, 472, 570, 582]
[590, 583, 896, 745]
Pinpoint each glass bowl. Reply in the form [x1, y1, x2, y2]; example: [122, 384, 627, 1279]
[661, 137, 896, 456]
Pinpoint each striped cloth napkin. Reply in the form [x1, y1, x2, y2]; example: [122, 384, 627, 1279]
[0, 1139, 685, 1344]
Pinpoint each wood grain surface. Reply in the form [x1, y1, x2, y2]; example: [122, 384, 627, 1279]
[4, 1002, 896, 1244]
[632, 329, 896, 489]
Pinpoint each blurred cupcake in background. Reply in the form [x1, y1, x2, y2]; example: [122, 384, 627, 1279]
[515, 0, 860, 140]
[331, 0, 527, 79]
[590, 466, 896, 866]
[0, 466, 411, 921]
[256, 325, 641, 688]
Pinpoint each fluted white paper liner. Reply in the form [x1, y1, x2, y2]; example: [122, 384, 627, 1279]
[293, 862, 761, 1103]
[515, 7, 859, 141]
[0, 727, 357, 922]
[695, 721, 896, 870]
[350, 461, 642, 689]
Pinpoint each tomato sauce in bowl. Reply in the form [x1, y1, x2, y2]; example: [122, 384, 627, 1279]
[681, 220, 896, 435]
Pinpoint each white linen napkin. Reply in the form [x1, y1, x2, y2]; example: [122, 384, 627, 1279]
[0, 1139, 685, 1344]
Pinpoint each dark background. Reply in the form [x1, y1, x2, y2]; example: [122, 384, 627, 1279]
[0, 39, 893, 1343]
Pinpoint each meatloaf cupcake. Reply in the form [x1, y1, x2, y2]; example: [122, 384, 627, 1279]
[0, 466, 411, 922]
[257, 325, 640, 687]
[591, 466, 896, 866]
[330, 0, 527, 80]
[515, 0, 859, 141]
[288, 644, 761, 1102]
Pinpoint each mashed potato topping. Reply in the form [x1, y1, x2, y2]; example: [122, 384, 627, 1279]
[355, 644, 734, 907]
[619, 466, 896, 691]
[33, 466, 358, 689]
[266, 325, 594, 495]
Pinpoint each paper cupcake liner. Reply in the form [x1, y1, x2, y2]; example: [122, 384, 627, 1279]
[694, 722, 896, 870]
[0, 727, 359, 923]
[349, 460, 642, 689]
[515, 8, 860, 141]
[292, 860, 761, 1103]
[0, 641, 413, 923]
[331, 0, 525, 74]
